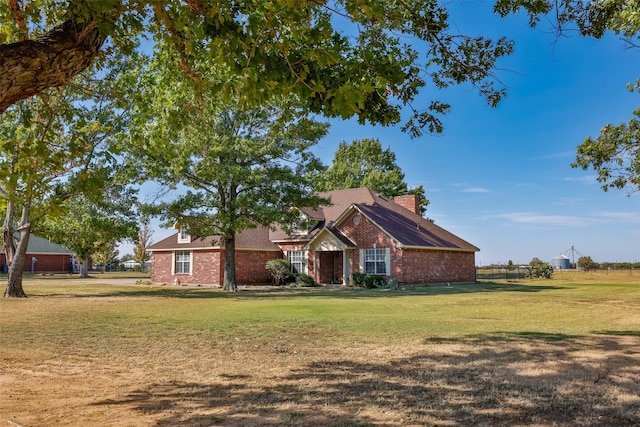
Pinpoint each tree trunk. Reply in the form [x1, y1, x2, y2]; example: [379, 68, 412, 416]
[0, 19, 105, 113]
[222, 231, 237, 292]
[3, 202, 31, 298]
[80, 256, 90, 278]
[5, 228, 30, 298]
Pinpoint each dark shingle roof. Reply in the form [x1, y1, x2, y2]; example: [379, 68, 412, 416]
[149, 188, 478, 253]
[26, 235, 73, 254]
[322, 188, 478, 251]
[148, 225, 280, 251]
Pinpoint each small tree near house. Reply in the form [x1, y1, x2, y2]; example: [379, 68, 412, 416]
[265, 259, 292, 286]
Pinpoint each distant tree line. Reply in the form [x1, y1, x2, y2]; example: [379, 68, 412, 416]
[479, 258, 640, 271]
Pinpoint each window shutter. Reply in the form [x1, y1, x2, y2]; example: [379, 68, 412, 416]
[359, 250, 364, 273]
[385, 248, 391, 275]
[303, 250, 308, 274]
[171, 252, 175, 275]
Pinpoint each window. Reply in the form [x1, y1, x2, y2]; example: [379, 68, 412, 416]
[178, 227, 190, 243]
[288, 251, 307, 274]
[290, 214, 309, 235]
[362, 248, 389, 275]
[175, 251, 191, 274]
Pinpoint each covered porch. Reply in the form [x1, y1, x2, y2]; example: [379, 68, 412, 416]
[306, 227, 356, 286]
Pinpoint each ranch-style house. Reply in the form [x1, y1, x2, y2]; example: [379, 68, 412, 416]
[148, 187, 479, 286]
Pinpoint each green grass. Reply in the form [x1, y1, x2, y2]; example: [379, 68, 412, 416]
[4, 279, 639, 349]
[2, 274, 640, 426]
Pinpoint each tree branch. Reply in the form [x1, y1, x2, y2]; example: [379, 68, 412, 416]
[0, 19, 105, 113]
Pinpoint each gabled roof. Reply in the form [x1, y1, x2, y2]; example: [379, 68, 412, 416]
[149, 188, 478, 253]
[26, 235, 73, 255]
[332, 188, 478, 251]
[148, 225, 280, 251]
[273, 187, 478, 252]
[306, 226, 357, 251]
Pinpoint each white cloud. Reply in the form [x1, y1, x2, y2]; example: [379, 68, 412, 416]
[492, 212, 593, 227]
[462, 186, 490, 193]
[490, 209, 640, 227]
[593, 211, 640, 224]
[533, 151, 575, 160]
[564, 175, 598, 183]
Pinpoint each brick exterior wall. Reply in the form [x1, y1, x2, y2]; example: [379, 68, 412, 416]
[393, 249, 476, 284]
[234, 250, 281, 284]
[151, 204, 477, 286]
[151, 249, 280, 286]
[334, 210, 476, 285]
[0, 254, 72, 273]
[191, 251, 222, 285]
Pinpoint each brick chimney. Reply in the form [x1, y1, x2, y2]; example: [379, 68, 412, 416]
[393, 194, 420, 214]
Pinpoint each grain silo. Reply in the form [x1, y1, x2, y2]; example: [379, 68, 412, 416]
[551, 254, 571, 270]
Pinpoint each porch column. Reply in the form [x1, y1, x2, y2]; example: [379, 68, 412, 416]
[313, 251, 319, 283]
[342, 249, 350, 286]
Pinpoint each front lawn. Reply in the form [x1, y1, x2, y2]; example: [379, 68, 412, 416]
[0, 273, 639, 425]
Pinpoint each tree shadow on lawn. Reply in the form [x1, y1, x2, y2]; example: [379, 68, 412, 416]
[33, 281, 569, 300]
[93, 332, 640, 426]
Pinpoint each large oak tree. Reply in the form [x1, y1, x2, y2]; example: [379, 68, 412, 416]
[132, 43, 330, 291]
[0, 0, 514, 137]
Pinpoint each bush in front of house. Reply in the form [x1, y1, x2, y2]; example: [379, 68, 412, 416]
[351, 272, 365, 287]
[363, 274, 386, 288]
[296, 273, 316, 287]
[265, 258, 294, 286]
[351, 273, 387, 288]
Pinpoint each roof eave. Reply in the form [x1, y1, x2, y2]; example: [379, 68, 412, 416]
[397, 244, 480, 252]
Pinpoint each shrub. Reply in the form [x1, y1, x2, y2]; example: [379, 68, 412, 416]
[351, 272, 366, 287]
[386, 277, 398, 290]
[265, 258, 292, 286]
[295, 273, 316, 287]
[363, 274, 385, 288]
[526, 263, 554, 279]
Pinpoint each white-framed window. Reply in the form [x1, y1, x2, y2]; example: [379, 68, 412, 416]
[178, 227, 191, 243]
[288, 251, 307, 274]
[361, 248, 390, 275]
[175, 250, 192, 274]
[290, 213, 310, 235]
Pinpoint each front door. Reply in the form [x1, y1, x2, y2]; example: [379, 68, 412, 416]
[317, 251, 343, 284]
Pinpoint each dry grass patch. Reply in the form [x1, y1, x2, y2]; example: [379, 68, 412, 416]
[1, 280, 639, 425]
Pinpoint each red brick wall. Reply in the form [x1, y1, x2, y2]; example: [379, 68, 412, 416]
[234, 250, 281, 284]
[336, 211, 476, 284]
[151, 249, 281, 286]
[150, 250, 221, 285]
[192, 251, 222, 285]
[340, 211, 397, 250]
[394, 249, 476, 284]
[0, 254, 72, 273]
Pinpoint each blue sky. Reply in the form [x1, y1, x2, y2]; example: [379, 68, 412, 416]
[132, 3, 639, 266]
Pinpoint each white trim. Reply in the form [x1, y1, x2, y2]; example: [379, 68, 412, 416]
[287, 250, 308, 275]
[385, 248, 390, 275]
[174, 250, 193, 275]
[177, 227, 191, 244]
[360, 247, 389, 275]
